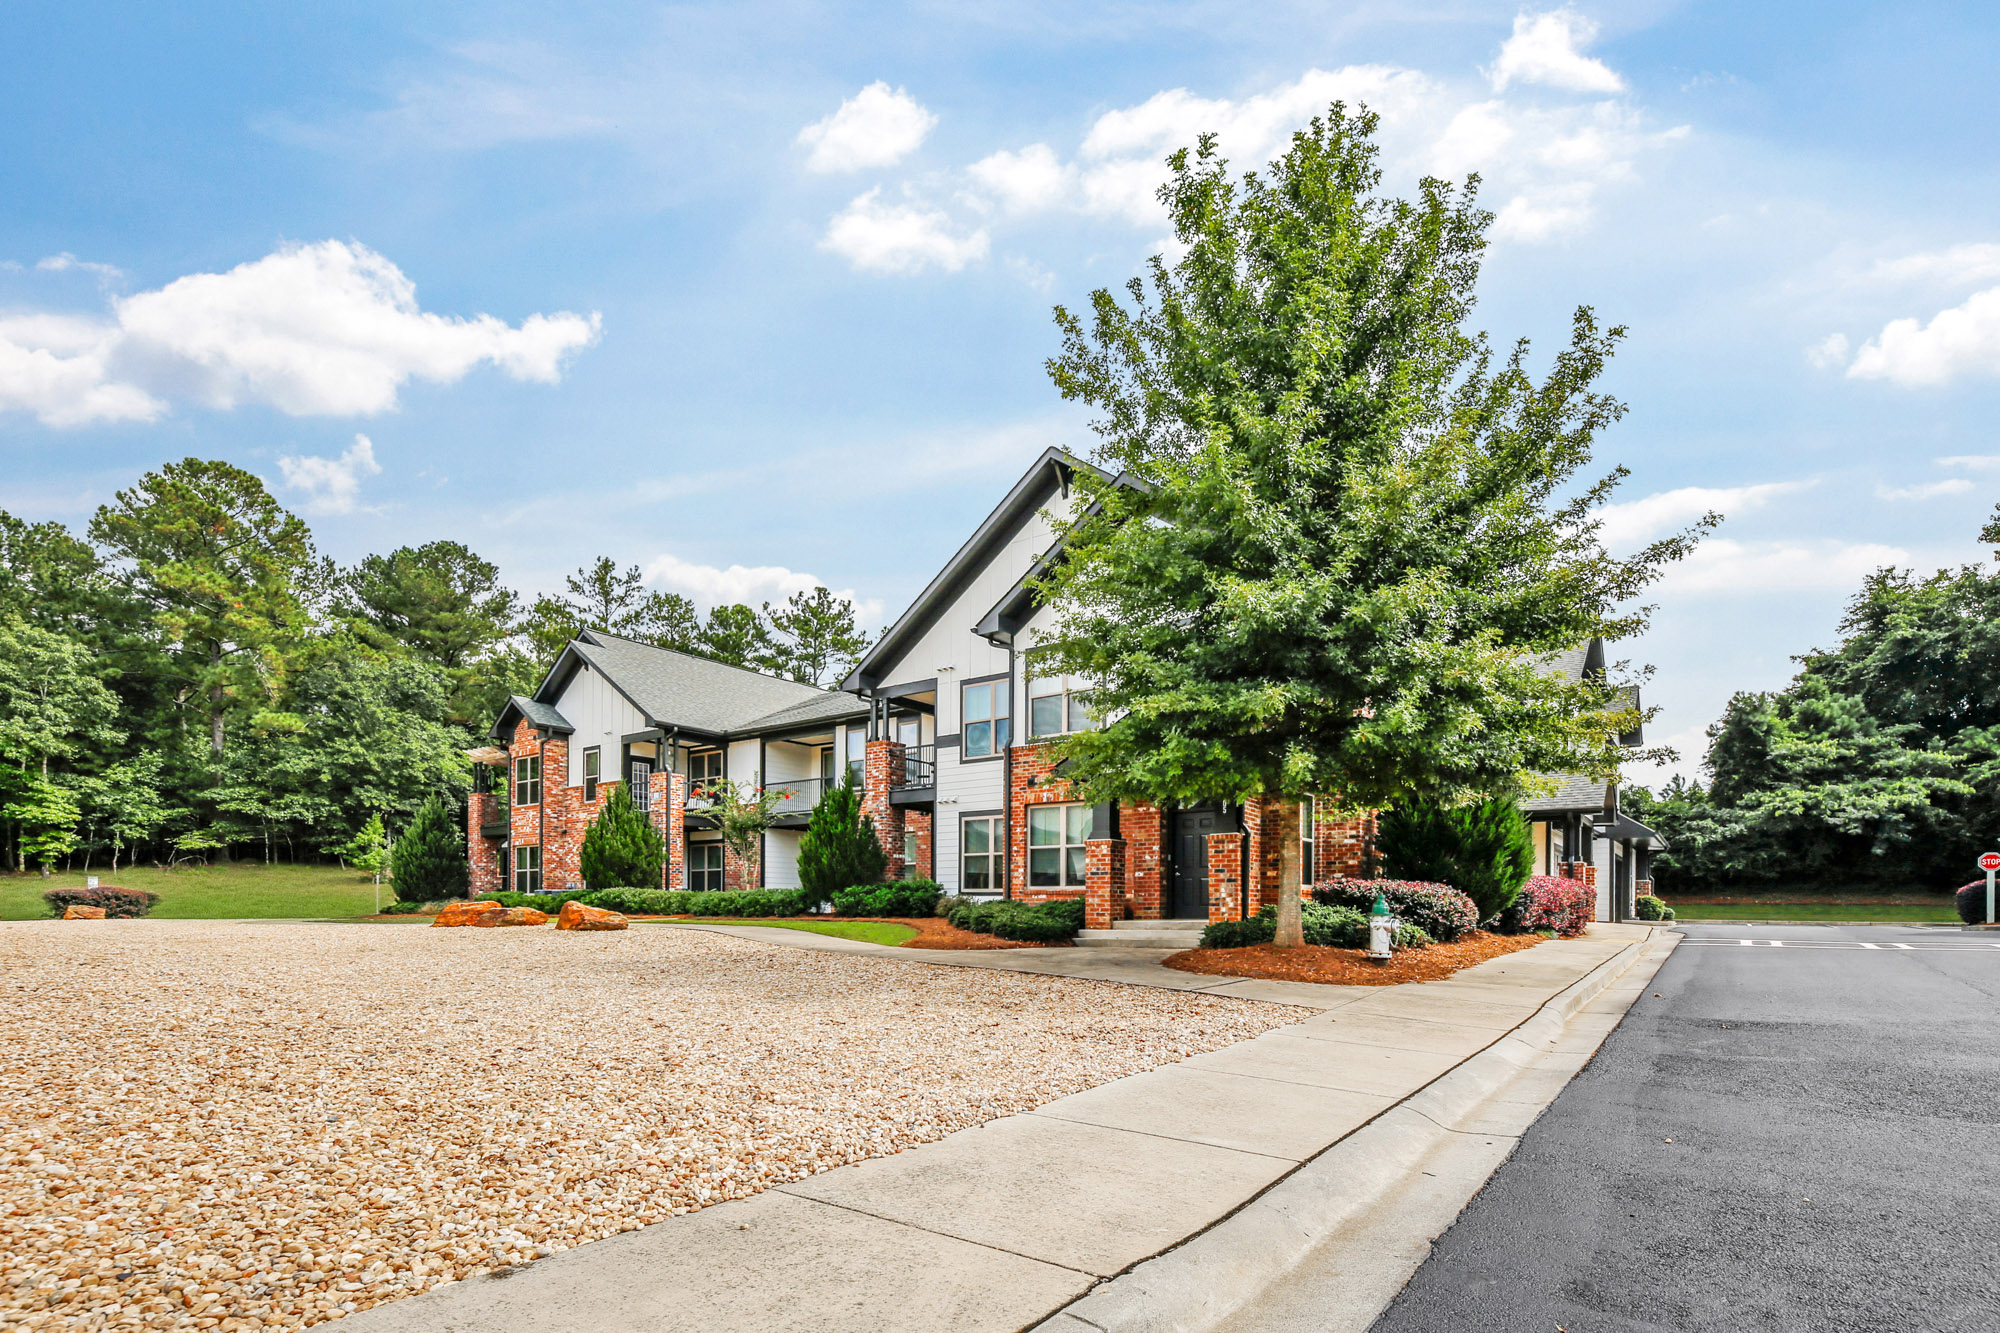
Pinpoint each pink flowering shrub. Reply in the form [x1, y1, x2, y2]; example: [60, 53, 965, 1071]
[1508, 876, 1594, 937]
[1313, 878, 1480, 942]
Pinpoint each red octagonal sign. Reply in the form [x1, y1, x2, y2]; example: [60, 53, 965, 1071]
[1981, 852, 2000, 872]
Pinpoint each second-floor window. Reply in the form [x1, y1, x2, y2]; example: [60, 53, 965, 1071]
[962, 681, 1010, 758]
[846, 728, 866, 784]
[629, 758, 653, 810]
[690, 750, 723, 796]
[583, 746, 601, 803]
[1028, 803, 1091, 888]
[1029, 687, 1095, 738]
[514, 754, 541, 806]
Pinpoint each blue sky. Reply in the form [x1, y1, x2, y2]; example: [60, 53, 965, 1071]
[4, 1, 1998, 783]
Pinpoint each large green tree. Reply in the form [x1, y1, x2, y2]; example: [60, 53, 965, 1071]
[1026, 108, 1690, 945]
[89, 459, 317, 758]
[765, 587, 872, 686]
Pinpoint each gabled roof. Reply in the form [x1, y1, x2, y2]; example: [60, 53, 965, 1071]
[507, 629, 845, 740]
[492, 694, 574, 740]
[843, 448, 1110, 691]
[973, 469, 1152, 646]
[1521, 774, 1612, 815]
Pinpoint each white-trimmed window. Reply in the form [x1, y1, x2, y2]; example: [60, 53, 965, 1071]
[514, 844, 542, 893]
[583, 746, 601, 803]
[1027, 803, 1091, 888]
[690, 749, 723, 797]
[514, 754, 541, 806]
[962, 815, 1003, 892]
[845, 728, 866, 784]
[1029, 684, 1096, 738]
[903, 829, 919, 868]
[1300, 796, 1315, 883]
[962, 681, 1010, 758]
[688, 842, 724, 892]
[629, 758, 653, 810]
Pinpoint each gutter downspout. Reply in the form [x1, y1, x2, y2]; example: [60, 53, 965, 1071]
[537, 729, 547, 889]
[1003, 642, 1015, 902]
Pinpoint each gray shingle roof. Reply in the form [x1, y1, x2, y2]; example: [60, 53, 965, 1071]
[564, 631, 842, 736]
[1520, 773, 1611, 814]
[735, 691, 870, 734]
[498, 695, 573, 735]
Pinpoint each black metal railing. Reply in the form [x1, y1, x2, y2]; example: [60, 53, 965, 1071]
[685, 777, 826, 814]
[894, 744, 936, 790]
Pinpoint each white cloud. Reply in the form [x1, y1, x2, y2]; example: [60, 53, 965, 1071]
[1805, 332, 1850, 370]
[1869, 242, 2000, 287]
[797, 82, 936, 173]
[1488, 9, 1626, 94]
[819, 189, 989, 275]
[968, 144, 1073, 214]
[1847, 285, 2000, 387]
[36, 253, 124, 282]
[0, 239, 600, 426]
[1939, 453, 2000, 469]
[1595, 481, 1807, 549]
[1492, 182, 1597, 242]
[1657, 538, 1908, 596]
[278, 434, 383, 515]
[643, 553, 883, 622]
[1875, 478, 1975, 501]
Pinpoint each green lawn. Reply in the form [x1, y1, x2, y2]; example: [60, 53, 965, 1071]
[1664, 900, 1957, 922]
[656, 918, 919, 946]
[0, 862, 388, 921]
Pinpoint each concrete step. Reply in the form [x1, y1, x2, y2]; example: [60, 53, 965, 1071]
[1109, 918, 1211, 931]
[1075, 927, 1204, 950]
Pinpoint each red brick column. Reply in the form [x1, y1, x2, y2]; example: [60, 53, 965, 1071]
[1561, 860, 1598, 888]
[466, 790, 504, 897]
[507, 721, 582, 890]
[1121, 803, 1164, 919]
[1635, 879, 1655, 898]
[723, 840, 759, 891]
[1084, 836, 1127, 929]
[1206, 831, 1245, 923]
[650, 771, 686, 889]
[862, 738, 907, 881]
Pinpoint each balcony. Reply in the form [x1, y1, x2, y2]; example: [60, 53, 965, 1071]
[891, 743, 936, 806]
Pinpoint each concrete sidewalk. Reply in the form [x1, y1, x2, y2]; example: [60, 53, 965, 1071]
[342, 924, 1662, 1333]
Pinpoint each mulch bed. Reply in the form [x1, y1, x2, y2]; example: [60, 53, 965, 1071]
[1163, 930, 1545, 986]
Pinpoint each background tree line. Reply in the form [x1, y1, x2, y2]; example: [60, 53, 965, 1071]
[0, 457, 872, 875]
[1629, 506, 2000, 893]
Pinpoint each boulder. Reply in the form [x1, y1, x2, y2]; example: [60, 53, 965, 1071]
[62, 905, 107, 920]
[557, 901, 629, 931]
[484, 906, 550, 927]
[432, 900, 506, 928]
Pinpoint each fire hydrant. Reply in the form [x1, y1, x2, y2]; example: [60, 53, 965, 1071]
[1366, 892, 1395, 962]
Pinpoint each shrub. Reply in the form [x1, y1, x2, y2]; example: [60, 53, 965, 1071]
[477, 889, 594, 911]
[43, 885, 159, 919]
[832, 879, 942, 918]
[1394, 923, 1432, 949]
[579, 783, 666, 892]
[1376, 796, 1535, 922]
[1955, 881, 1992, 925]
[797, 773, 887, 910]
[380, 900, 428, 916]
[580, 887, 804, 918]
[1313, 878, 1480, 942]
[391, 794, 470, 902]
[941, 896, 1085, 942]
[1200, 901, 1421, 950]
[1634, 893, 1668, 922]
[1502, 876, 1595, 937]
[1201, 914, 1273, 949]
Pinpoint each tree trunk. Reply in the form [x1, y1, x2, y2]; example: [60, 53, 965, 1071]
[1273, 798, 1305, 948]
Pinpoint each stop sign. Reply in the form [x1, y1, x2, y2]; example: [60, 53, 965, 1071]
[1981, 852, 2000, 872]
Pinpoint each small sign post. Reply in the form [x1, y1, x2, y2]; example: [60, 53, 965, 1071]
[1980, 852, 2000, 924]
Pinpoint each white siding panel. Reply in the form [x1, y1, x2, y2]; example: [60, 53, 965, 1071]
[765, 829, 802, 889]
[552, 666, 649, 787]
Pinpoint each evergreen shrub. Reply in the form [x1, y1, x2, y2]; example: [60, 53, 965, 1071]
[1199, 902, 1375, 949]
[797, 773, 887, 910]
[1633, 893, 1674, 922]
[1313, 878, 1479, 942]
[581, 887, 803, 917]
[832, 880, 942, 917]
[42, 885, 159, 919]
[1376, 796, 1534, 922]
[1500, 876, 1595, 936]
[579, 784, 665, 891]
[939, 896, 1084, 942]
[390, 795, 470, 902]
[1954, 881, 1990, 925]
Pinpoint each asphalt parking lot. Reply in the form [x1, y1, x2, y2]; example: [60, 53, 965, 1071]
[1370, 922, 2000, 1333]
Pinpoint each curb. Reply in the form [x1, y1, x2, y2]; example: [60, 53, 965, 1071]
[1030, 928, 1673, 1333]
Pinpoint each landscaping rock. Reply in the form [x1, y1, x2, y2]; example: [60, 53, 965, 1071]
[556, 901, 629, 931]
[483, 906, 550, 927]
[61, 905, 106, 920]
[431, 900, 506, 928]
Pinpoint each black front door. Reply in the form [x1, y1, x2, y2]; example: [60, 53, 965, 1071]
[1171, 807, 1222, 918]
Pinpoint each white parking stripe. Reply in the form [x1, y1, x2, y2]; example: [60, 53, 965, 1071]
[1859, 942, 1882, 949]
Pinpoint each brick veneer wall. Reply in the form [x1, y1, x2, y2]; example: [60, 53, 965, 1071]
[723, 839, 760, 891]
[467, 789, 504, 897]
[1313, 807, 1377, 881]
[1008, 742, 1169, 914]
[862, 738, 907, 881]
[1008, 743, 1075, 905]
[1206, 832, 1245, 923]
[1084, 837, 1126, 929]
[500, 718, 628, 893]
[905, 809, 933, 882]
[1122, 803, 1163, 918]
[648, 770, 687, 890]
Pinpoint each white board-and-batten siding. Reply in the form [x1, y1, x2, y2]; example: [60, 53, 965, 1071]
[551, 666, 650, 788]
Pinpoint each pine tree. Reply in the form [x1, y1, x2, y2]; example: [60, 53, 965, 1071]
[579, 782, 665, 890]
[1377, 796, 1535, 921]
[390, 794, 469, 902]
[797, 772, 887, 909]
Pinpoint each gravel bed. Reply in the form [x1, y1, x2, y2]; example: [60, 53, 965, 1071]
[1, 921, 1308, 1330]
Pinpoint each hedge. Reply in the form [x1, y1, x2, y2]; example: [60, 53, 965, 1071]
[1201, 902, 1431, 951]
[940, 895, 1085, 942]
[1313, 878, 1479, 943]
[831, 880, 942, 918]
[43, 886, 160, 919]
[475, 888, 808, 917]
[1501, 876, 1595, 937]
[1633, 893, 1676, 922]
[1955, 881, 1992, 925]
